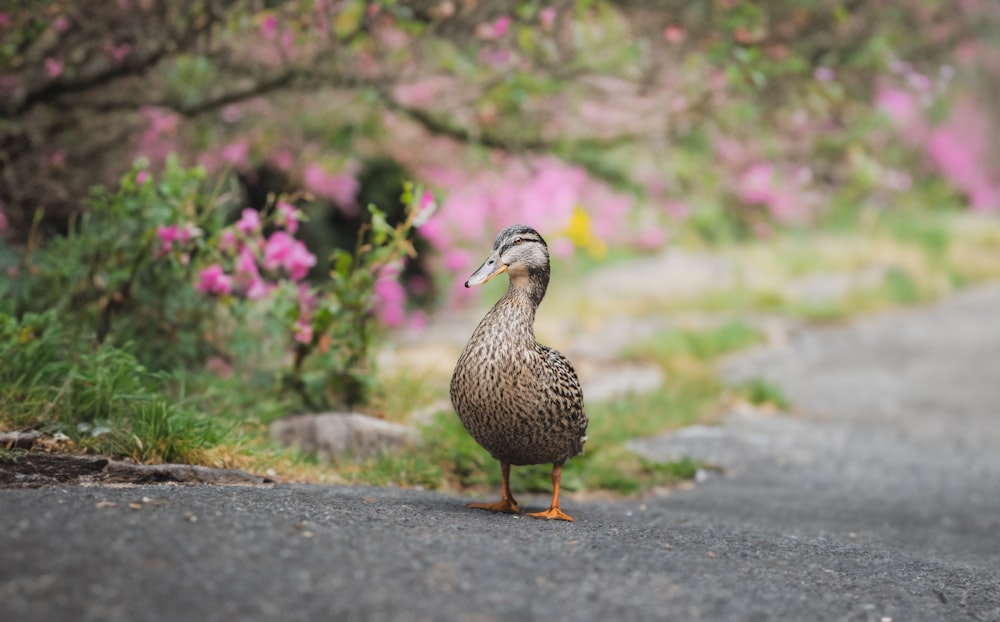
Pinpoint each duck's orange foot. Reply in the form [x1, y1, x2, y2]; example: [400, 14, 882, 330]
[468, 498, 520, 514]
[528, 507, 574, 522]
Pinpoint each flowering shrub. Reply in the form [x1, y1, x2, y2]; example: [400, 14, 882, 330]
[0, 157, 427, 409]
[2, 0, 999, 328]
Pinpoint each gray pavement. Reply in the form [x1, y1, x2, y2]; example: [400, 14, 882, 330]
[3, 285, 1000, 622]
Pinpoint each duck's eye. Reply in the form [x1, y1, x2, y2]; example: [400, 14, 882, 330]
[513, 237, 522, 245]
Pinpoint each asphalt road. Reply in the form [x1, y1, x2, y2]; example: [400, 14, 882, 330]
[3, 285, 1000, 622]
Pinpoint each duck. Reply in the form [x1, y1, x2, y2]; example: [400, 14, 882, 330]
[450, 224, 588, 521]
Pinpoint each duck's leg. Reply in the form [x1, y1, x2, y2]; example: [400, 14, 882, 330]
[468, 462, 520, 514]
[529, 463, 574, 522]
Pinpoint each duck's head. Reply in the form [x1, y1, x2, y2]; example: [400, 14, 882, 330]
[465, 224, 549, 289]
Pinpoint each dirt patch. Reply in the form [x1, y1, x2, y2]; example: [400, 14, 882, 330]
[0, 452, 273, 488]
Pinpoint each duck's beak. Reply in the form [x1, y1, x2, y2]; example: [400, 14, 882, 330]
[465, 253, 507, 288]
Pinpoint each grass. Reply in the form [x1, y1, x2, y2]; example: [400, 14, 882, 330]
[4, 207, 1000, 497]
[0, 311, 227, 465]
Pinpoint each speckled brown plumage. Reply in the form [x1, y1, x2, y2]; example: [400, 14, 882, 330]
[450, 225, 588, 521]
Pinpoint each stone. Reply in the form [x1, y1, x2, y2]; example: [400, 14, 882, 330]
[268, 413, 419, 463]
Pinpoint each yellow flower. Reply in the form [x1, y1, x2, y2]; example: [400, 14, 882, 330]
[562, 207, 608, 259]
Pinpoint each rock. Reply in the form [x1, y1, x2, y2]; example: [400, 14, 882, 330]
[578, 362, 664, 403]
[268, 413, 419, 463]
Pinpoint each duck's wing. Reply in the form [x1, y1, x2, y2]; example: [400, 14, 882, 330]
[538, 344, 589, 435]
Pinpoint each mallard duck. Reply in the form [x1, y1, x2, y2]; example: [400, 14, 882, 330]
[450, 224, 588, 521]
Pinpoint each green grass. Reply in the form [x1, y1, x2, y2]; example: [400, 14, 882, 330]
[736, 378, 790, 410]
[6, 207, 1000, 497]
[0, 311, 228, 464]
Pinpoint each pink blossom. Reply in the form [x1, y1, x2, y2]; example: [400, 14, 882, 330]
[246, 278, 273, 300]
[373, 276, 406, 327]
[417, 215, 448, 249]
[663, 25, 685, 44]
[406, 309, 428, 331]
[303, 164, 359, 211]
[136, 170, 149, 185]
[259, 14, 278, 39]
[218, 229, 238, 253]
[235, 247, 259, 279]
[221, 139, 250, 169]
[412, 190, 437, 227]
[539, 7, 557, 31]
[155, 224, 199, 255]
[738, 163, 778, 205]
[52, 15, 69, 32]
[45, 58, 63, 78]
[293, 317, 313, 344]
[443, 249, 470, 271]
[493, 16, 512, 37]
[196, 264, 233, 295]
[276, 200, 299, 234]
[906, 71, 932, 92]
[297, 283, 317, 309]
[137, 107, 180, 163]
[635, 226, 667, 250]
[269, 149, 294, 171]
[263, 231, 316, 281]
[875, 87, 919, 126]
[156, 225, 180, 255]
[236, 209, 261, 236]
[104, 41, 132, 63]
[664, 200, 690, 220]
[813, 66, 835, 82]
[0, 13, 9, 27]
[220, 105, 242, 123]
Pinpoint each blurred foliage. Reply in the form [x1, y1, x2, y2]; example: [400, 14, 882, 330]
[1, 0, 997, 245]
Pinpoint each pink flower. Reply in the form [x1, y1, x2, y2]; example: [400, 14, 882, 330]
[221, 139, 250, 169]
[664, 200, 690, 220]
[813, 66, 835, 82]
[875, 87, 918, 126]
[196, 264, 233, 295]
[259, 14, 278, 39]
[269, 149, 294, 171]
[539, 7, 557, 31]
[738, 163, 778, 205]
[373, 276, 406, 327]
[412, 190, 437, 227]
[303, 164, 359, 211]
[136, 170, 149, 185]
[493, 16, 512, 37]
[235, 247, 259, 279]
[293, 317, 313, 344]
[406, 309, 428, 331]
[218, 229, 238, 253]
[0, 13, 9, 27]
[103, 41, 131, 63]
[246, 278, 273, 300]
[52, 15, 69, 32]
[443, 249, 470, 271]
[263, 231, 316, 281]
[220, 105, 242, 123]
[236, 209, 261, 236]
[45, 58, 63, 78]
[663, 25, 685, 44]
[276, 200, 299, 234]
[156, 224, 199, 255]
[156, 225, 180, 255]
